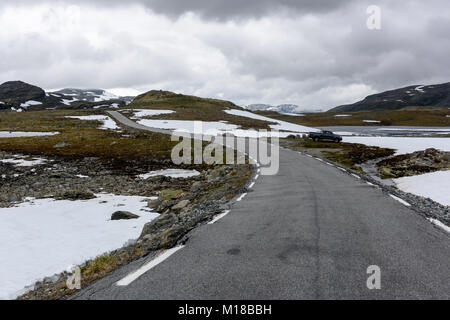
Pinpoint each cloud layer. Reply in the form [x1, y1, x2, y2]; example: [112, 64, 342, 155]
[0, 0, 449, 109]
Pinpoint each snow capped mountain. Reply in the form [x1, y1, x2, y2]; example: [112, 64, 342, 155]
[244, 103, 307, 115]
[51, 89, 119, 103]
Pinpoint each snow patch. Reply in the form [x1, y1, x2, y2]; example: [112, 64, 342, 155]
[415, 85, 425, 93]
[394, 171, 450, 206]
[66, 115, 119, 130]
[125, 109, 175, 119]
[0, 194, 158, 299]
[20, 100, 42, 108]
[61, 98, 79, 105]
[138, 169, 200, 179]
[0, 157, 48, 167]
[93, 91, 118, 102]
[0, 131, 59, 138]
[342, 136, 450, 155]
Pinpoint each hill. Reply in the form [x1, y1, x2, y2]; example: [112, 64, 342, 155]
[127, 90, 277, 129]
[330, 82, 450, 112]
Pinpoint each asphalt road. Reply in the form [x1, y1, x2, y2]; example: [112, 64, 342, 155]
[72, 112, 450, 299]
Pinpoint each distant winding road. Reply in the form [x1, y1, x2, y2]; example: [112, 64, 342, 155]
[72, 111, 450, 299]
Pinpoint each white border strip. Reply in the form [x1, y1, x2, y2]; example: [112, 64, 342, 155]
[208, 210, 231, 224]
[428, 218, 450, 234]
[116, 246, 185, 286]
[389, 194, 411, 207]
[236, 193, 247, 202]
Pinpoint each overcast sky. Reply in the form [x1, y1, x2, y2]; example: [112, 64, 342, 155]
[0, 1, 449, 110]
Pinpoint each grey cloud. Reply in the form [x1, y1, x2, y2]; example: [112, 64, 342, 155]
[1, 0, 356, 20]
[0, 0, 449, 109]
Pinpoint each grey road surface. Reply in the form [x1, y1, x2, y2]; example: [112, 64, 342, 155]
[72, 111, 450, 299]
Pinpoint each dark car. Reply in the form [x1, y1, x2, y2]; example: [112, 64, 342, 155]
[308, 130, 342, 143]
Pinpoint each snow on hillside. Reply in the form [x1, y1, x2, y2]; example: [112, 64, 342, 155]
[394, 171, 450, 206]
[342, 136, 450, 155]
[20, 100, 42, 108]
[0, 194, 158, 299]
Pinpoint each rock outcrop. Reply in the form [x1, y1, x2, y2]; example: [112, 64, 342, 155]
[377, 148, 450, 178]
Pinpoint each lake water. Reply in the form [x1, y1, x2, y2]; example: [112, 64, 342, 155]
[319, 126, 450, 136]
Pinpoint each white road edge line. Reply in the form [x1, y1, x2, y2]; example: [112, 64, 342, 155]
[248, 181, 255, 189]
[208, 210, 231, 225]
[389, 194, 411, 207]
[236, 193, 247, 202]
[116, 246, 185, 286]
[366, 181, 375, 186]
[254, 174, 260, 180]
[351, 173, 361, 179]
[428, 218, 450, 234]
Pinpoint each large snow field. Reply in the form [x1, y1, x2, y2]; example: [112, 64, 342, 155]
[0, 194, 158, 299]
[342, 136, 450, 155]
[394, 171, 450, 207]
[65, 115, 119, 130]
[132, 109, 317, 137]
[224, 109, 318, 134]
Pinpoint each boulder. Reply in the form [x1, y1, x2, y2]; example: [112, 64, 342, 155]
[54, 142, 70, 148]
[190, 181, 202, 192]
[111, 211, 140, 220]
[140, 213, 177, 238]
[158, 189, 184, 201]
[147, 199, 161, 210]
[172, 200, 190, 211]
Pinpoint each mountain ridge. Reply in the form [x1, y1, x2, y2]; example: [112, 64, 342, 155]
[330, 82, 450, 112]
[0, 81, 132, 112]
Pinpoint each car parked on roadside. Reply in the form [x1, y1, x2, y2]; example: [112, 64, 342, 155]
[308, 130, 342, 142]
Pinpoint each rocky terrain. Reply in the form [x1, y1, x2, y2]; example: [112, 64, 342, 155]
[1, 150, 252, 300]
[0, 81, 131, 112]
[376, 148, 450, 178]
[331, 82, 450, 112]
